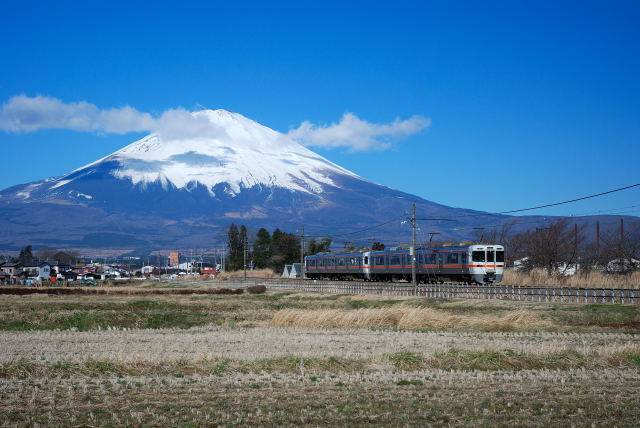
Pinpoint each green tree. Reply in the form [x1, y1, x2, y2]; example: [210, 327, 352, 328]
[317, 237, 332, 253]
[227, 224, 241, 271]
[307, 237, 332, 255]
[372, 241, 385, 251]
[307, 238, 318, 255]
[268, 229, 300, 273]
[18, 245, 33, 265]
[253, 228, 271, 269]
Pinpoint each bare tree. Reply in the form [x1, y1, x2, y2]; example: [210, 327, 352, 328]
[507, 219, 585, 274]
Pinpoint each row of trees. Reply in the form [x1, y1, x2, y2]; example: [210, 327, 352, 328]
[225, 224, 333, 273]
[476, 219, 639, 275]
[1, 245, 80, 266]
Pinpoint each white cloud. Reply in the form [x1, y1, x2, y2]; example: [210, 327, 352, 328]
[0, 95, 429, 152]
[288, 112, 431, 151]
[155, 109, 228, 141]
[0, 95, 227, 141]
[0, 95, 155, 134]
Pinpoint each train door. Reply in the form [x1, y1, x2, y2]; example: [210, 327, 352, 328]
[362, 252, 371, 280]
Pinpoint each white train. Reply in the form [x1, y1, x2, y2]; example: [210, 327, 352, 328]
[305, 244, 504, 284]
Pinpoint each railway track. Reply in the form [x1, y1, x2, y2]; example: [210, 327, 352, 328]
[264, 280, 639, 304]
[202, 278, 639, 304]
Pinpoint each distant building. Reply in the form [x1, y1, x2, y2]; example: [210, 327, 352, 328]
[169, 252, 180, 267]
[141, 265, 156, 275]
[0, 262, 22, 277]
[22, 262, 51, 281]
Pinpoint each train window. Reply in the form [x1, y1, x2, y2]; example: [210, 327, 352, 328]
[446, 253, 458, 264]
[390, 255, 401, 266]
[487, 251, 495, 262]
[309, 259, 315, 267]
[374, 256, 385, 265]
[472, 251, 485, 262]
[364, 256, 369, 265]
[461, 253, 468, 264]
[425, 253, 436, 264]
[417, 254, 423, 264]
[496, 251, 504, 262]
[338, 258, 345, 267]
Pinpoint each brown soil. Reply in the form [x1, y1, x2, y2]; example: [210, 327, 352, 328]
[0, 287, 244, 296]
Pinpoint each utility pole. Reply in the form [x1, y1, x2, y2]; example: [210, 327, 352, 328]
[574, 223, 578, 273]
[411, 204, 417, 292]
[243, 236, 248, 281]
[406, 207, 458, 294]
[620, 218, 625, 261]
[300, 225, 305, 280]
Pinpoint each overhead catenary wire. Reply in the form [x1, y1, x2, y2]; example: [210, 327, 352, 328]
[304, 217, 400, 239]
[452, 183, 640, 218]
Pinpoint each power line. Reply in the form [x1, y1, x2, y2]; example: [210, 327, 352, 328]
[305, 218, 400, 239]
[455, 183, 640, 218]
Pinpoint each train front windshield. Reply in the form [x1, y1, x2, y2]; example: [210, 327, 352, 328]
[472, 250, 504, 263]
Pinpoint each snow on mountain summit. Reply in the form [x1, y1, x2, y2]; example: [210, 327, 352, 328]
[65, 109, 361, 196]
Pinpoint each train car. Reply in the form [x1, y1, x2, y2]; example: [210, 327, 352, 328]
[305, 244, 504, 284]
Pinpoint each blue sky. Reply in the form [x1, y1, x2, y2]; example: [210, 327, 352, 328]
[1, 0, 638, 216]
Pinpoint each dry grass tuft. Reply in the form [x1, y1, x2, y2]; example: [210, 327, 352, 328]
[503, 269, 640, 289]
[269, 307, 553, 331]
[215, 269, 278, 280]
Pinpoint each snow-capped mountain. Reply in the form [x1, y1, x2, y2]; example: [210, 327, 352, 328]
[65, 109, 360, 196]
[10, 109, 361, 202]
[3, 108, 631, 251]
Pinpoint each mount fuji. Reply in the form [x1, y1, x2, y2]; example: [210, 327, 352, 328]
[0, 109, 632, 251]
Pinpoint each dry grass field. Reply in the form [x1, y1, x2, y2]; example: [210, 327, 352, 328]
[1, 286, 639, 425]
[504, 269, 640, 289]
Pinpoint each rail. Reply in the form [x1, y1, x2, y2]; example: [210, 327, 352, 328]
[261, 279, 640, 304]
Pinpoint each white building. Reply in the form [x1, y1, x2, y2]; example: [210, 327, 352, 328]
[140, 265, 156, 275]
[23, 262, 51, 281]
[282, 263, 302, 278]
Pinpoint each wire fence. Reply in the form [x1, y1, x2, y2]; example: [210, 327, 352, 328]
[261, 279, 640, 304]
[3, 277, 639, 304]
